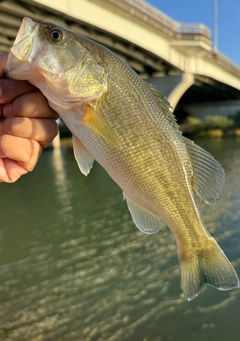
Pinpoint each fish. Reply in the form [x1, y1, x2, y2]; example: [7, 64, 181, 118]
[6, 17, 239, 300]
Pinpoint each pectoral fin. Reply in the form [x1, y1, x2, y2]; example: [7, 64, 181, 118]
[123, 193, 165, 234]
[184, 137, 225, 204]
[82, 105, 120, 149]
[72, 135, 94, 176]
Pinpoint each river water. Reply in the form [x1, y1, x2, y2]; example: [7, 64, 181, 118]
[1, 138, 240, 341]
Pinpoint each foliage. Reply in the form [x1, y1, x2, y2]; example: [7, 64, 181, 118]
[181, 114, 235, 136]
[180, 116, 202, 133]
[204, 116, 234, 130]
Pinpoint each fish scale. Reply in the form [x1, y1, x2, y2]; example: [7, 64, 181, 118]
[6, 17, 239, 300]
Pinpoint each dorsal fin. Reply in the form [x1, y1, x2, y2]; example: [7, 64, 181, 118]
[183, 137, 225, 204]
[145, 81, 179, 130]
[145, 82, 224, 204]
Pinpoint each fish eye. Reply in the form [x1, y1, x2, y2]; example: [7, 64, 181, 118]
[48, 29, 64, 43]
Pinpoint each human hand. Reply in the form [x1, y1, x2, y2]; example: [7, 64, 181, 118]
[0, 53, 59, 183]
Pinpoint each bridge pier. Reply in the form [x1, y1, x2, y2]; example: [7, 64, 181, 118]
[147, 73, 194, 109]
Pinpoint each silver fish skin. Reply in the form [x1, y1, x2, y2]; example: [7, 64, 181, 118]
[6, 17, 239, 300]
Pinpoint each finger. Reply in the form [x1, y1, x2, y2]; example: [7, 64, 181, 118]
[0, 78, 37, 104]
[0, 54, 8, 78]
[0, 117, 59, 148]
[0, 134, 42, 170]
[0, 158, 28, 183]
[0, 53, 37, 104]
[2, 91, 59, 119]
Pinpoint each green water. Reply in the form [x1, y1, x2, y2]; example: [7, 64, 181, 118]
[1, 138, 240, 341]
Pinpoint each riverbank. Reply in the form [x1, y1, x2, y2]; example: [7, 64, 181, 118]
[180, 114, 240, 138]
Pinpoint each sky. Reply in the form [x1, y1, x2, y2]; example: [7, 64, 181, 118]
[147, 0, 240, 66]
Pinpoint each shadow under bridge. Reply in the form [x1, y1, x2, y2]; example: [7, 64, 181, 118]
[148, 74, 240, 123]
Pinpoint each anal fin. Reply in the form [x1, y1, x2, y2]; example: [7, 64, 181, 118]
[123, 193, 165, 234]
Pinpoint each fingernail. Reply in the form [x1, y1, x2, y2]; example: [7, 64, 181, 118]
[2, 103, 12, 117]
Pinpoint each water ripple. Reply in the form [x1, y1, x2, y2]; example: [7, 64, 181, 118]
[1, 140, 240, 340]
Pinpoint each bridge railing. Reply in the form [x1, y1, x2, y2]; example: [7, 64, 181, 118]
[108, 0, 211, 38]
[213, 50, 240, 77]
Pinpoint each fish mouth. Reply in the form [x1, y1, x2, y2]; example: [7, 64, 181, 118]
[10, 17, 43, 63]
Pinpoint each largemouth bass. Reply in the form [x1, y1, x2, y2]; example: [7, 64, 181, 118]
[6, 17, 239, 300]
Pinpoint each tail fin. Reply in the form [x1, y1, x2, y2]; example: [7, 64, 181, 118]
[179, 238, 239, 300]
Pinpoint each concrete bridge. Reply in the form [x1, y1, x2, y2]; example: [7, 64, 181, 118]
[1, 0, 240, 119]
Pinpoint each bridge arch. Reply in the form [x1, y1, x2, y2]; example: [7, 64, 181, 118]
[147, 74, 194, 109]
[1, 0, 240, 121]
